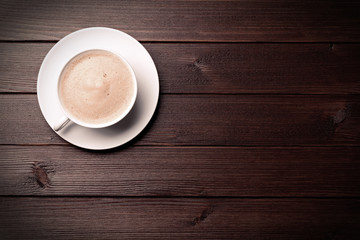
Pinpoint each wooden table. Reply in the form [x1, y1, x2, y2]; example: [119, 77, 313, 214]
[1, 0, 360, 239]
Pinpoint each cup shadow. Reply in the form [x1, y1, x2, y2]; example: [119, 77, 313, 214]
[80, 94, 161, 153]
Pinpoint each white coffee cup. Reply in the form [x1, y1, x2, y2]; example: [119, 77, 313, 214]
[53, 49, 137, 131]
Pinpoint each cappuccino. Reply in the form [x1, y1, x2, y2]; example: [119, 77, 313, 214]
[59, 50, 136, 125]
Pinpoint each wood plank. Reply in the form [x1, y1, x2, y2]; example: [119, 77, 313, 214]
[0, 146, 359, 197]
[0, 43, 52, 93]
[0, 0, 360, 42]
[148, 43, 360, 94]
[1, 43, 360, 94]
[0, 94, 359, 146]
[0, 198, 359, 239]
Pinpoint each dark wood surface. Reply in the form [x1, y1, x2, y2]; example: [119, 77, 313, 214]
[1, 43, 360, 94]
[1, 0, 360, 42]
[1, 146, 359, 197]
[0, 0, 360, 239]
[1, 94, 359, 145]
[1, 198, 360, 239]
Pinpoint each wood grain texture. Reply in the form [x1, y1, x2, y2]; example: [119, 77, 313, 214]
[1, 1, 359, 239]
[1, 43, 360, 94]
[0, 146, 359, 197]
[0, 198, 359, 239]
[0, 94, 359, 146]
[0, 0, 360, 42]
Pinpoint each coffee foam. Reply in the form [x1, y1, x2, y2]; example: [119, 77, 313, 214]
[59, 50, 135, 125]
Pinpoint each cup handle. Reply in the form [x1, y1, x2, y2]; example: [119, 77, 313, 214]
[53, 115, 70, 132]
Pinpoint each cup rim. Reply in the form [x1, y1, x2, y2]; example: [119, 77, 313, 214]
[57, 48, 138, 129]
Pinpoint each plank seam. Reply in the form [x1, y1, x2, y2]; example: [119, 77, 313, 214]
[0, 195, 359, 199]
[2, 40, 360, 44]
[1, 92, 360, 96]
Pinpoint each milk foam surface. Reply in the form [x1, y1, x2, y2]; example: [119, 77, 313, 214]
[59, 50, 135, 125]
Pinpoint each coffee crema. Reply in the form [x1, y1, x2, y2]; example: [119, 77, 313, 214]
[59, 50, 135, 125]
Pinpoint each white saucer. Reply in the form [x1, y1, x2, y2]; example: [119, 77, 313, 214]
[37, 27, 159, 150]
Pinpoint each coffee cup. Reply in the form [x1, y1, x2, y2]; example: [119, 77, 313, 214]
[53, 49, 137, 131]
